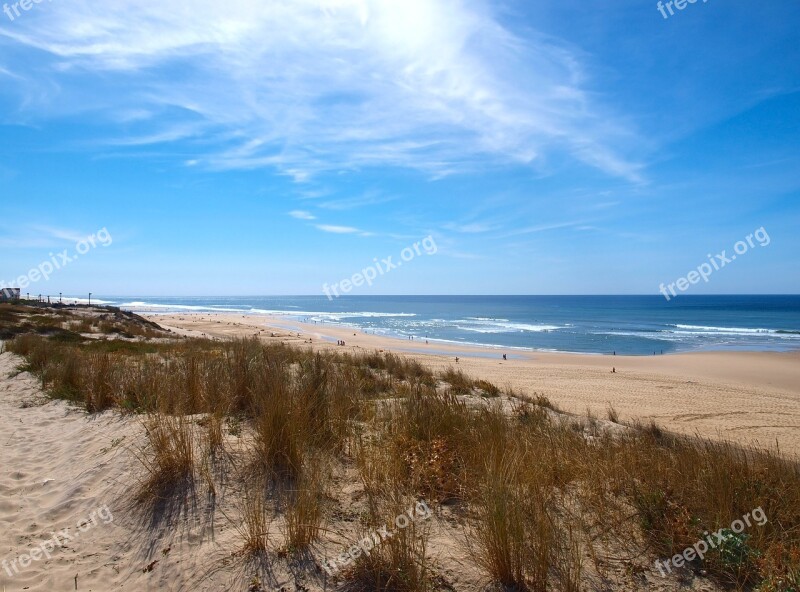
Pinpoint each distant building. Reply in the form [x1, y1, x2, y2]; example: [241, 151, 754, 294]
[0, 288, 21, 301]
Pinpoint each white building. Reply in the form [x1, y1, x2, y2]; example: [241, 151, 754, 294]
[0, 288, 21, 301]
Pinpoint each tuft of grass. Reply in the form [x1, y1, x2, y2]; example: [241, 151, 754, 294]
[440, 367, 474, 395]
[205, 412, 225, 456]
[469, 449, 553, 591]
[530, 393, 559, 412]
[475, 379, 501, 398]
[84, 353, 116, 412]
[238, 485, 271, 556]
[46, 354, 82, 402]
[250, 356, 306, 480]
[139, 414, 195, 496]
[282, 456, 328, 550]
[389, 385, 470, 500]
[345, 496, 431, 592]
[606, 404, 620, 424]
[358, 351, 435, 386]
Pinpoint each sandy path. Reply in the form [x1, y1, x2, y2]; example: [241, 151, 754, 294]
[0, 351, 136, 590]
[0, 352, 244, 591]
[149, 313, 800, 458]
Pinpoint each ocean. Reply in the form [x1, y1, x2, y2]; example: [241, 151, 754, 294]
[78, 295, 800, 356]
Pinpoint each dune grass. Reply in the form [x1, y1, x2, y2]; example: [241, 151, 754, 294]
[3, 302, 800, 591]
[138, 414, 195, 497]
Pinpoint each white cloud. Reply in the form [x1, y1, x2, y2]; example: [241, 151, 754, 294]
[320, 190, 396, 211]
[0, 224, 88, 248]
[0, 65, 21, 79]
[0, 0, 643, 181]
[443, 222, 498, 233]
[315, 224, 362, 234]
[289, 210, 316, 220]
[502, 219, 587, 237]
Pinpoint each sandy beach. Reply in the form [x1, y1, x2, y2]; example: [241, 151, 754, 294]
[147, 312, 800, 457]
[2, 302, 797, 592]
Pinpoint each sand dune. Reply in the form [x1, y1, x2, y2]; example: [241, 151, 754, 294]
[0, 352, 245, 591]
[149, 313, 800, 458]
[0, 315, 783, 591]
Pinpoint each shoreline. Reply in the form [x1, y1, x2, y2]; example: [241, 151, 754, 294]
[145, 311, 800, 457]
[136, 309, 800, 357]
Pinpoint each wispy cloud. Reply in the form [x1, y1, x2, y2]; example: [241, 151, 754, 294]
[0, 224, 87, 248]
[315, 224, 361, 234]
[0, 65, 21, 79]
[289, 210, 317, 220]
[501, 219, 587, 238]
[105, 124, 204, 147]
[0, 0, 643, 181]
[319, 190, 396, 211]
[443, 221, 499, 234]
[28, 225, 89, 243]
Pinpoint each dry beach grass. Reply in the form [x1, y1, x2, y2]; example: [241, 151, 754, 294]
[151, 312, 800, 458]
[0, 302, 798, 591]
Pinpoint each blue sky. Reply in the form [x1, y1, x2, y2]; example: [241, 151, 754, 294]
[0, 0, 798, 296]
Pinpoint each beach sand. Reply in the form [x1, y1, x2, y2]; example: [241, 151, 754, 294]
[148, 312, 800, 457]
[1, 308, 792, 591]
[0, 347, 728, 592]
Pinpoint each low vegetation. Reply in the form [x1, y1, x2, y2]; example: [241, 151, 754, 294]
[2, 302, 799, 591]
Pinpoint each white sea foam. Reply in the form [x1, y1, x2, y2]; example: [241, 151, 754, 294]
[62, 297, 115, 305]
[466, 317, 510, 322]
[248, 309, 416, 319]
[117, 302, 417, 319]
[458, 319, 563, 333]
[119, 302, 246, 313]
[673, 324, 779, 335]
